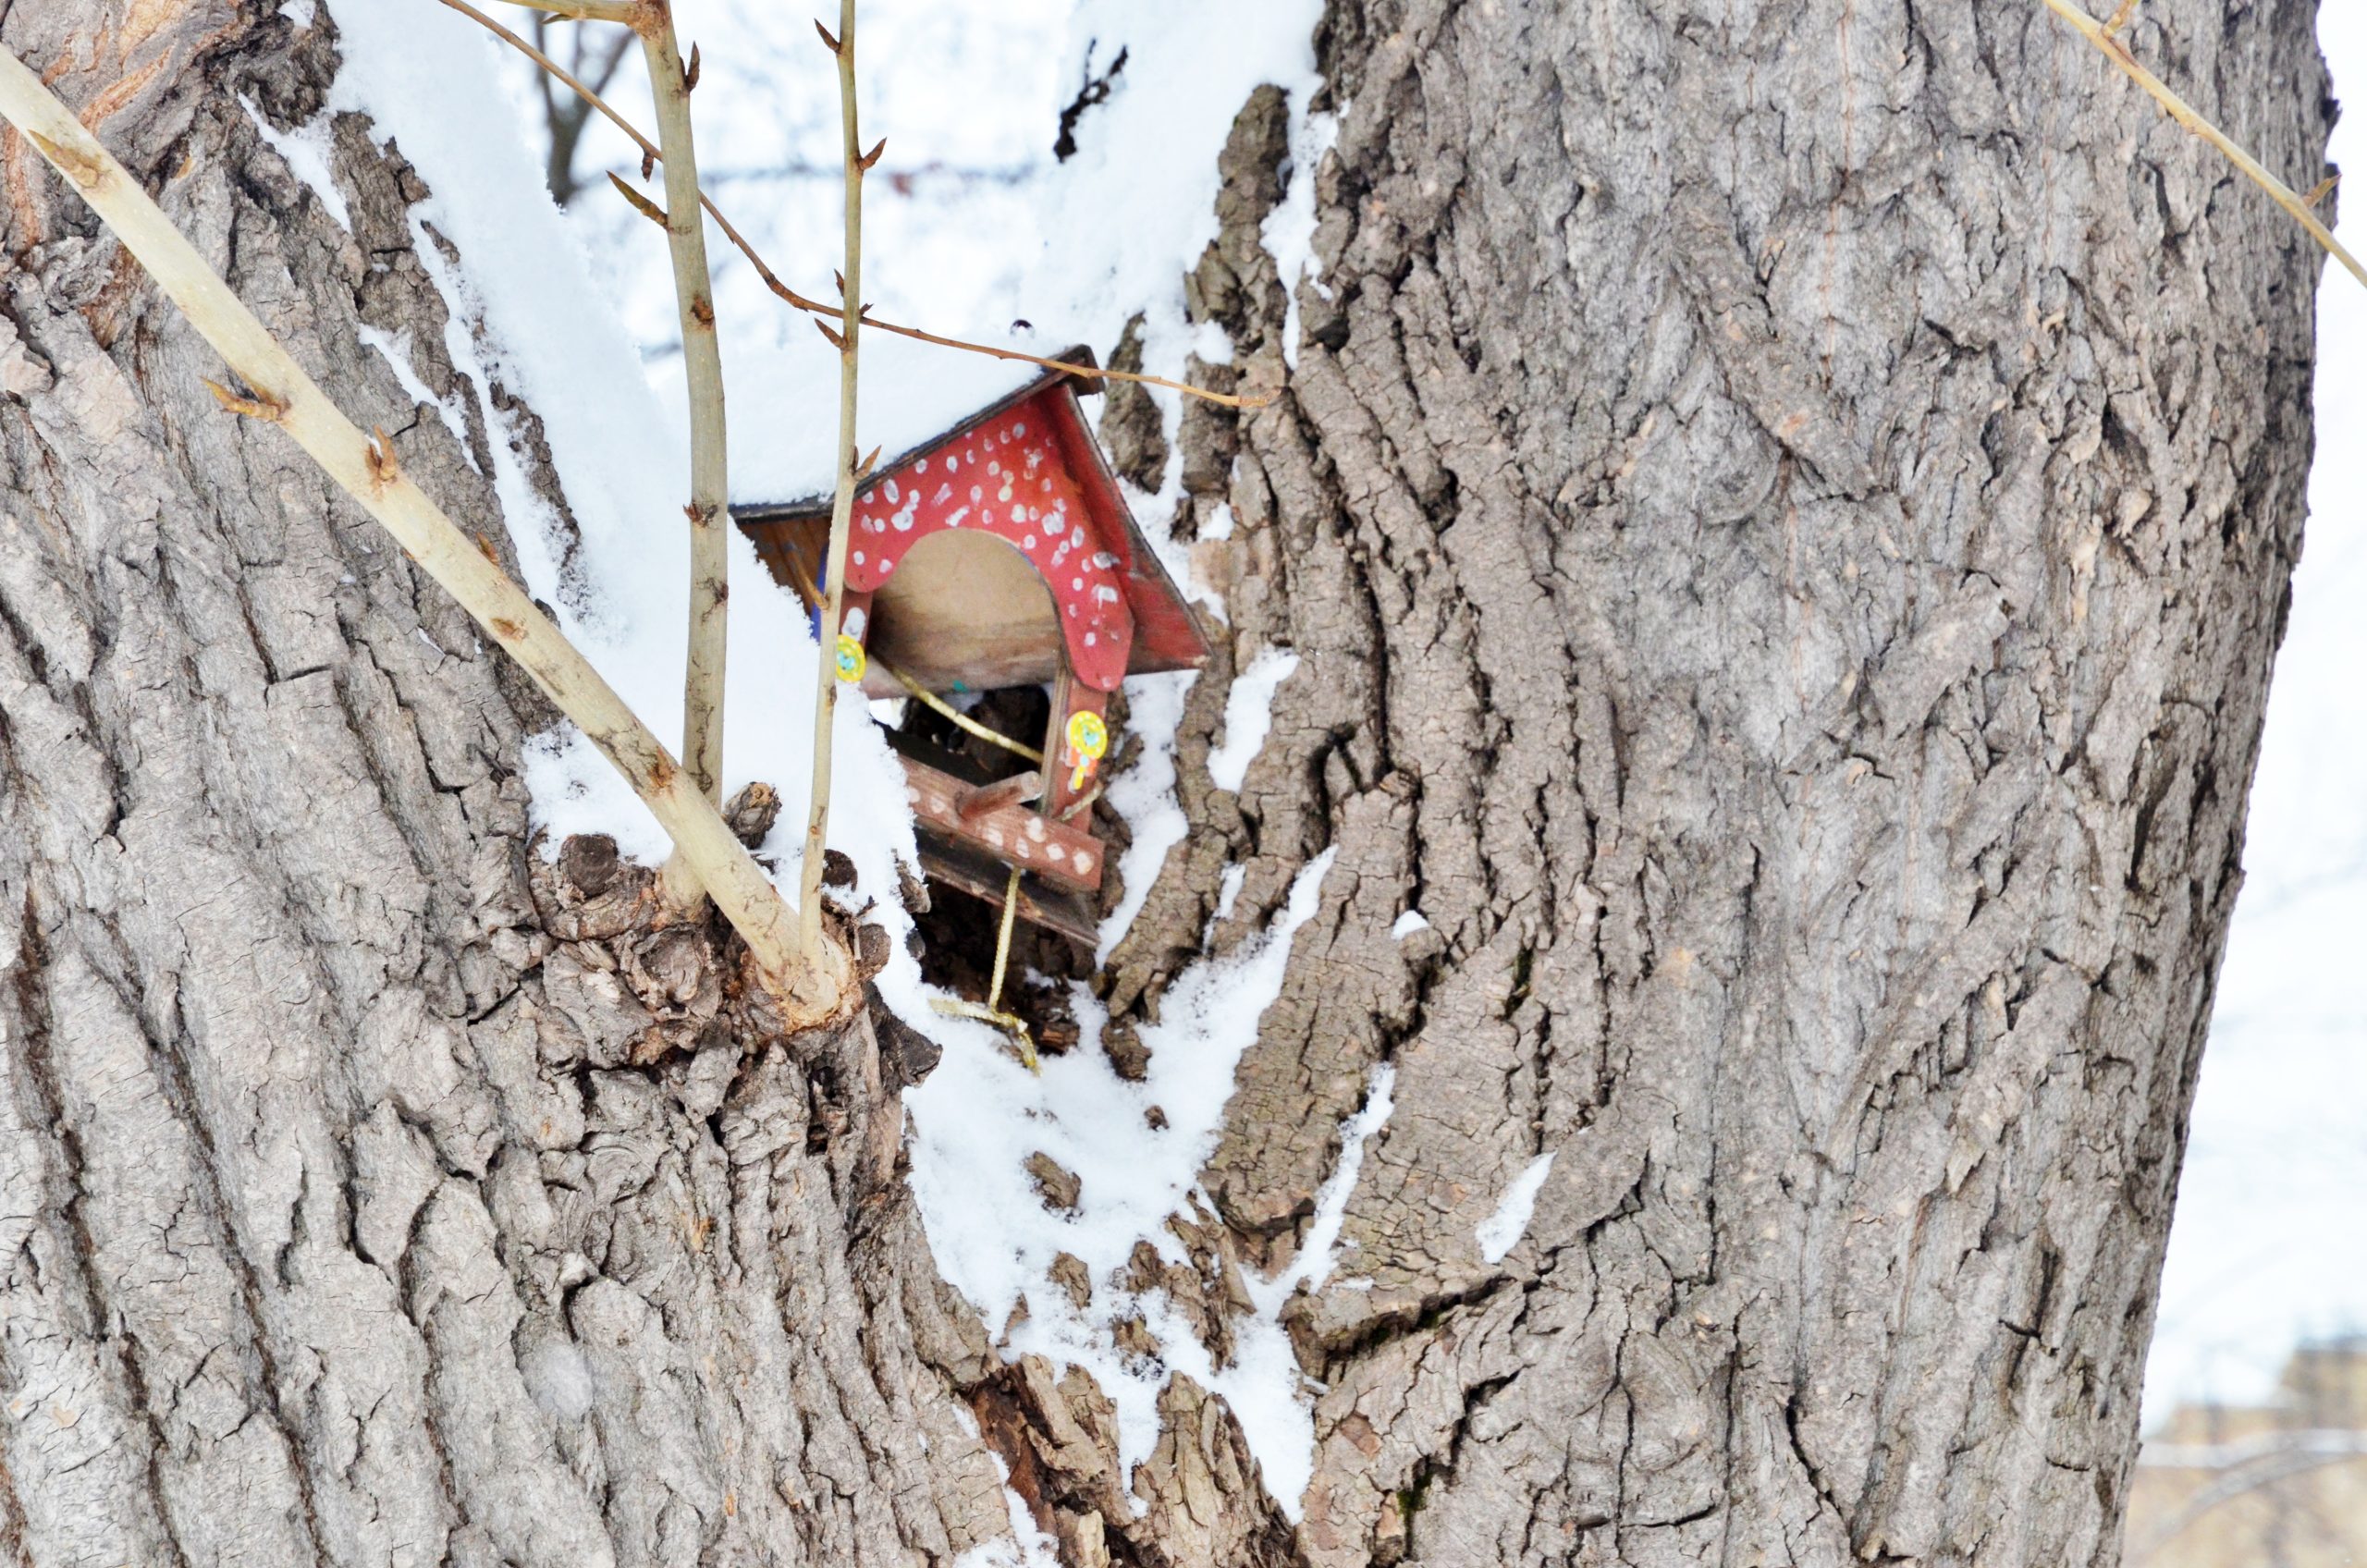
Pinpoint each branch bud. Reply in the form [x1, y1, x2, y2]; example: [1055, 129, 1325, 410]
[607, 170, 669, 227]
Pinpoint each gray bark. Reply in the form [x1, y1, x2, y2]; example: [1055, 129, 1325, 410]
[0, 1, 2332, 1567]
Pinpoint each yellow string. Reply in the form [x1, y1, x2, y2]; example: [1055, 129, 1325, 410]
[872, 653, 1046, 765]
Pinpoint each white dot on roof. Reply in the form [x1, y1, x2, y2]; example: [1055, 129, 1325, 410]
[1024, 536, 1036, 548]
[1066, 605, 1076, 618]
[881, 557, 894, 573]
[1085, 632, 1097, 646]
[945, 456, 958, 472]
[852, 551, 865, 565]
[916, 458, 928, 472]
[1072, 578, 1084, 590]
[970, 485, 982, 502]
[1041, 479, 1052, 494]
[1047, 843, 1066, 864]
[1074, 851, 1093, 873]
[1014, 422, 1027, 436]
[988, 460, 1000, 475]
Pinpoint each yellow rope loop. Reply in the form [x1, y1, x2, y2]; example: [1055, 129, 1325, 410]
[873, 654, 1047, 765]
[987, 865, 1022, 1012]
[1057, 780, 1105, 824]
[929, 998, 1039, 1072]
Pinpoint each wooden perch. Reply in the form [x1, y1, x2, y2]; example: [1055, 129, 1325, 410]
[0, 45, 850, 1022]
[955, 771, 1044, 826]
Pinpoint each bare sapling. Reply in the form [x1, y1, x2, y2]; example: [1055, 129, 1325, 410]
[800, 0, 877, 962]
[622, 2, 735, 907]
[0, 45, 852, 1024]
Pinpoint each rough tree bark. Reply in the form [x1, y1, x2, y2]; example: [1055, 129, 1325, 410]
[0, 3, 2332, 1568]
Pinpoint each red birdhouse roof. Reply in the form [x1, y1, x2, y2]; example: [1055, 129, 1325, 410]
[733, 349, 1208, 692]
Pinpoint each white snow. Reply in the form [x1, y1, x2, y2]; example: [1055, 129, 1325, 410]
[1206, 648, 1298, 792]
[955, 1444, 1062, 1568]
[1391, 909, 1430, 940]
[1476, 1152, 1557, 1266]
[241, 97, 348, 231]
[904, 850, 1336, 1506]
[730, 332, 1040, 507]
[1095, 668, 1196, 963]
[520, 1341, 596, 1423]
[1211, 862, 1246, 926]
[356, 324, 475, 458]
[279, 0, 316, 29]
[1260, 110, 1338, 369]
[1255, 1067, 1394, 1309]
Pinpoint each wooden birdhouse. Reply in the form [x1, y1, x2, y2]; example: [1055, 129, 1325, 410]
[734, 350, 1208, 942]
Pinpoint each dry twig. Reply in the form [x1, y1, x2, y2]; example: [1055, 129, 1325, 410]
[2039, 0, 2366, 288]
[799, 0, 866, 962]
[0, 44, 851, 1020]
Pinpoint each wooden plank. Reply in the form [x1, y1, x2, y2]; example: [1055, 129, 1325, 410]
[898, 754, 1103, 894]
[914, 837, 1101, 947]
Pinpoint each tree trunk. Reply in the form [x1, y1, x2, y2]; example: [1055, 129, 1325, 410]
[0, 8, 1016, 1565]
[1084, 0, 2330, 1562]
[0, 3, 2330, 1568]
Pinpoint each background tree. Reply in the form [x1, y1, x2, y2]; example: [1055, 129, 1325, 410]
[0, 4, 2333, 1567]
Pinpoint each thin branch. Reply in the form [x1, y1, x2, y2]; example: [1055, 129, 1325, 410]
[637, 7, 730, 834]
[444, 0, 1272, 410]
[504, 0, 640, 21]
[800, 0, 865, 962]
[0, 44, 852, 1022]
[2039, 0, 2367, 288]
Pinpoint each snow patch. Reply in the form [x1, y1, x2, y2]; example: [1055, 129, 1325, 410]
[356, 325, 474, 459]
[903, 851, 1337, 1508]
[954, 1448, 1063, 1568]
[241, 97, 348, 231]
[1477, 1152, 1558, 1265]
[1260, 110, 1338, 369]
[521, 1341, 595, 1422]
[1391, 909, 1430, 939]
[1096, 669, 1196, 963]
[1208, 649, 1299, 792]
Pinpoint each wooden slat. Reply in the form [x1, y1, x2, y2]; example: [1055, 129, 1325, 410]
[898, 754, 1103, 893]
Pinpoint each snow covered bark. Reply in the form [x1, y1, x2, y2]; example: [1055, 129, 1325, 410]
[1061, 1, 2331, 1563]
[0, 7, 1007, 1563]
